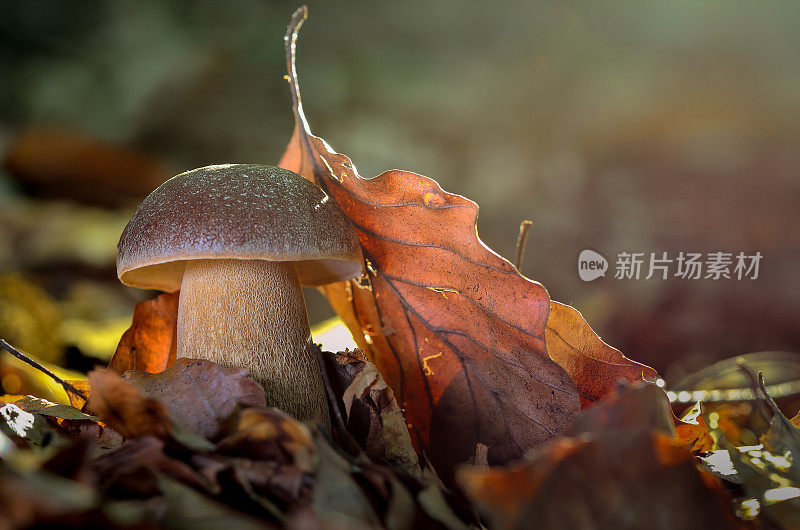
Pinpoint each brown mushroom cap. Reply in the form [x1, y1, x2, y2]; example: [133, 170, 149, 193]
[117, 164, 363, 292]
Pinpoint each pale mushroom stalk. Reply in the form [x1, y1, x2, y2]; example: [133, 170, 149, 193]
[177, 258, 324, 423]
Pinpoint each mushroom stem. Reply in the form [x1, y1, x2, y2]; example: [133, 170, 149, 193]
[176, 258, 329, 425]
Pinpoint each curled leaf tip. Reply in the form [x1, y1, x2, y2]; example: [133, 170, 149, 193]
[284, 6, 310, 130]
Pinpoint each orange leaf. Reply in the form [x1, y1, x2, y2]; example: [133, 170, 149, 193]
[64, 379, 90, 409]
[458, 437, 586, 518]
[279, 8, 580, 479]
[546, 301, 658, 407]
[109, 292, 178, 374]
[675, 401, 714, 453]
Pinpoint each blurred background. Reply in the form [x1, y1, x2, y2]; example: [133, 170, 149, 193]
[0, 0, 798, 400]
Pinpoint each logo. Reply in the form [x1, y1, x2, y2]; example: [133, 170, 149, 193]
[577, 250, 762, 281]
[578, 250, 608, 282]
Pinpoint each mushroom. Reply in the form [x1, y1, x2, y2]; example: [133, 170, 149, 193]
[116, 164, 363, 424]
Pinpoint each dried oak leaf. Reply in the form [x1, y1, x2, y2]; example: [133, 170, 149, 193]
[109, 292, 178, 375]
[123, 358, 266, 439]
[41, 439, 95, 486]
[279, 7, 580, 480]
[190, 451, 312, 517]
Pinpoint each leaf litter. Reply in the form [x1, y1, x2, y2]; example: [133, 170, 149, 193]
[0, 6, 797, 530]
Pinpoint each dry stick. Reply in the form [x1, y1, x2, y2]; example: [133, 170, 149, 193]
[513, 220, 533, 270]
[0, 339, 88, 401]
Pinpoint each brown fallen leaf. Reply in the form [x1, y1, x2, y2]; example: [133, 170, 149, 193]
[108, 292, 178, 375]
[217, 407, 315, 473]
[123, 358, 266, 439]
[89, 400, 314, 520]
[565, 382, 676, 437]
[4, 127, 171, 207]
[459, 383, 746, 530]
[92, 435, 211, 496]
[279, 6, 580, 481]
[459, 431, 744, 530]
[318, 283, 375, 355]
[86, 368, 171, 440]
[56, 417, 123, 449]
[6, 359, 472, 529]
[327, 352, 421, 476]
[564, 381, 714, 453]
[284, 506, 375, 530]
[191, 451, 311, 517]
[545, 301, 657, 406]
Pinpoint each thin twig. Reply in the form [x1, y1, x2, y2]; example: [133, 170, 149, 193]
[513, 220, 533, 270]
[0, 339, 88, 401]
[738, 363, 774, 425]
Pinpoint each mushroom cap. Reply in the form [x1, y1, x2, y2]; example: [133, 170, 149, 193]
[117, 164, 364, 292]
